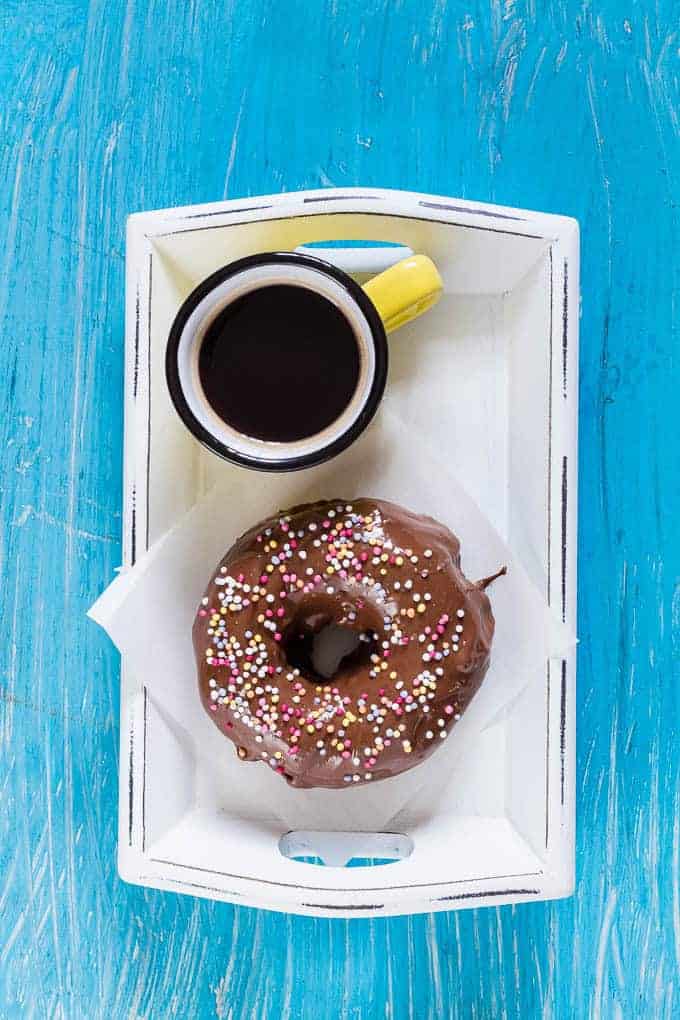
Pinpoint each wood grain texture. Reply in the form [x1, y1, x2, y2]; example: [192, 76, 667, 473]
[0, 0, 678, 1016]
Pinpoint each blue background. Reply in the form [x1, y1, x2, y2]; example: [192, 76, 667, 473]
[1, 1, 678, 1017]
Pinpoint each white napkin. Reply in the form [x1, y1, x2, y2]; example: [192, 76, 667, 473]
[90, 410, 574, 832]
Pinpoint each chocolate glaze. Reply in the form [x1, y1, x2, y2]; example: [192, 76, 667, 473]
[193, 498, 503, 789]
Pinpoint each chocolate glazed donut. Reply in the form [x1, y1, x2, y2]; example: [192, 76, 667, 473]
[193, 498, 505, 789]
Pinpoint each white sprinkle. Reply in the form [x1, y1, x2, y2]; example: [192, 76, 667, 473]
[424, 549, 433, 558]
[457, 608, 465, 618]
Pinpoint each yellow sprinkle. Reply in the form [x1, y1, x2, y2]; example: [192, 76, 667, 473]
[395, 556, 404, 566]
[266, 565, 274, 573]
[389, 671, 398, 680]
[270, 540, 278, 549]
[417, 603, 426, 614]
[380, 553, 389, 562]
[407, 608, 416, 619]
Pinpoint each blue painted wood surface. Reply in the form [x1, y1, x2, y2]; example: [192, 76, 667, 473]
[1, 1, 678, 1016]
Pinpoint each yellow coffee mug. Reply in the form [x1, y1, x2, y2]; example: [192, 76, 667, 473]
[167, 249, 443, 471]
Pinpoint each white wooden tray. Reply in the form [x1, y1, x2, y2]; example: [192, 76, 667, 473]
[119, 187, 578, 917]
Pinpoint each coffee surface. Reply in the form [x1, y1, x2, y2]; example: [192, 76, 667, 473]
[198, 284, 361, 442]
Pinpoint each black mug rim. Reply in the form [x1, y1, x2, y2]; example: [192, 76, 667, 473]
[165, 251, 389, 472]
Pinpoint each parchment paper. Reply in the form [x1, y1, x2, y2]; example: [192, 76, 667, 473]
[90, 409, 574, 832]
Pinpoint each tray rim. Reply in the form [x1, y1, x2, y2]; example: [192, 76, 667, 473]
[120, 186, 579, 918]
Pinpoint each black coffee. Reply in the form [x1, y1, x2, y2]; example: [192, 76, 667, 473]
[198, 285, 361, 442]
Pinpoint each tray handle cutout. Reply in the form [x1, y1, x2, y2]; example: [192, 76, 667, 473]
[279, 830, 414, 868]
[295, 241, 414, 281]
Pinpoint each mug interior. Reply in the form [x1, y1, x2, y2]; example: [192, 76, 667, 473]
[175, 262, 378, 465]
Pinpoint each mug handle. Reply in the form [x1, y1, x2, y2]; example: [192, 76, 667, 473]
[362, 254, 443, 333]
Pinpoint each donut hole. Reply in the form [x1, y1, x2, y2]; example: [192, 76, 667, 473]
[283, 622, 378, 682]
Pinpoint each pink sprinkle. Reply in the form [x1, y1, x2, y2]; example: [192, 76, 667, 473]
[290, 574, 297, 582]
[281, 522, 289, 532]
[355, 572, 363, 581]
[445, 705, 454, 715]
[290, 539, 297, 549]
[440, 614, 449, 624]
[267, 665, 275, 674]
[323, 519, 330, 528]
[238, 573, 245, 582]
[336, 707, 344, 716]
[260, 575, 268, 584]
[210, 705, 217, 712]
[344, 739, 352, 748]
[289, 746, 298, 755]
[276, 607, 285, 618]
[274, 632, 282, 641]
[283, 574, 290, 583]
[342, 751, 351, 759]
[198, 609, 207, 617]
[265, 609, 273, 618]
[360, 552, 369, 562]
[378, 688, 385, 696]
[256, 535, 263, 542]
[384, 650, 390, 658]
[280, 591, 287, 599]
[314, 574, 322, 584]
